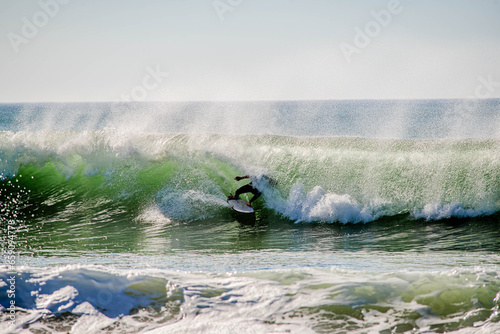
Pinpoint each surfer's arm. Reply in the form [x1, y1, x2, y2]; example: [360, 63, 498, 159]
[235, 175, 250, 181]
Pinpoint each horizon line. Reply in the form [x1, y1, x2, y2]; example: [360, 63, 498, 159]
[1, 97, 499, 104]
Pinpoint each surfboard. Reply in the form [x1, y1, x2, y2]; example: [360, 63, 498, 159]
[227, 199, 255, 214]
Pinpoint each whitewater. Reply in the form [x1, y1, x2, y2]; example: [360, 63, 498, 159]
[1, 100, 500, 333]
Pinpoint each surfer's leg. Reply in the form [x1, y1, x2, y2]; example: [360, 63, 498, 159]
[249, 188, 261, 203]
[249, 187, 262, 203]
[234, 184, 254, 199]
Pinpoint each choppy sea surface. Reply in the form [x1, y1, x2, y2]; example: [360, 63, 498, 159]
[1, 100, 500, 333]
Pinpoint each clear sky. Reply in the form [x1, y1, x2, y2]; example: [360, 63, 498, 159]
[1, 0, 499, 102]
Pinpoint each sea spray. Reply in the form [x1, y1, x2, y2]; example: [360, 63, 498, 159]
[3, 99, 500, 138]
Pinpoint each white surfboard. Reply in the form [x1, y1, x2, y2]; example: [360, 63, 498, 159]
[227, 199, 255, 214]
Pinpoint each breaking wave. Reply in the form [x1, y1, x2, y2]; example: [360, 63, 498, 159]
[1, 130, 499, 224]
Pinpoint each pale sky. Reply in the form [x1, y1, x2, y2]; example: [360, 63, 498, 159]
[0, 0, 499, 102]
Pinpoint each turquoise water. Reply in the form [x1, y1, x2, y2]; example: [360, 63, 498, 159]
[1, 100, 500, 333]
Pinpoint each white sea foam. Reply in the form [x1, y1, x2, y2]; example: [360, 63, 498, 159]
[413, 202, 498, 220]
[268, 183, 376, 223]
[2, 263, 500, 334]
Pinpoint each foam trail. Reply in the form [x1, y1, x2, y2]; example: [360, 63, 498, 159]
[413, 202, 498, 220]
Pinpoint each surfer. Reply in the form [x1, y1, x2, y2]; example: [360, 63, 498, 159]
[228, 174, 277, 207]
[227, 175, 262, 207]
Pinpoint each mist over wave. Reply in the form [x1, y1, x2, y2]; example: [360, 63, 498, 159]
[3, 99, 500, 138]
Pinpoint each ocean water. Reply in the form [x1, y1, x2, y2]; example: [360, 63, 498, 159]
[1, 100, 500, 334]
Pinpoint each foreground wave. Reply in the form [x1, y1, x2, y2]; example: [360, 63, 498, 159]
[1, 263, 499, 333]
[1, 131, 499, 224]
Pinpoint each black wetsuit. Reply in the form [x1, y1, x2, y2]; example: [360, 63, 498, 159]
[234, 182, 261, 203]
